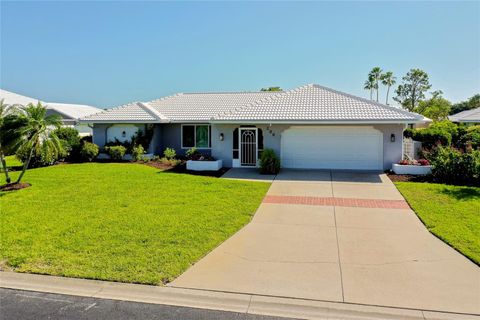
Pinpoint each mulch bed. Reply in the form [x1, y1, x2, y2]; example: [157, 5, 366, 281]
[0, 182, 31, 191]
[387, 172, 431, 183]
[142, 161, 230, 178]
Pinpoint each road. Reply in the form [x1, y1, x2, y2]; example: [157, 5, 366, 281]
[0, 288, 297, 320]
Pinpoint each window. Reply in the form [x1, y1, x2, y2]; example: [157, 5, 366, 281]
[182, 125, 195, 148]
[182, 124, 211, 148]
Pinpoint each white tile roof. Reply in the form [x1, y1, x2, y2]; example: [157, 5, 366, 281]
[214, 84, 423, 122]
[448, 107, 480, 123]
[0, 89, 101, 119]
[44, 103, 102, 119]
[80, 84, 424, 123]
[0, 89, 40, 106]
[148, 92, 280, 121]
[82, 102, 158, 122]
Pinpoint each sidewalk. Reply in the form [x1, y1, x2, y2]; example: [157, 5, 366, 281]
[1, 272, 477, 320]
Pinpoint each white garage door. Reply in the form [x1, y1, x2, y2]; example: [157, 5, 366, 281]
[281, 126, 383, 170]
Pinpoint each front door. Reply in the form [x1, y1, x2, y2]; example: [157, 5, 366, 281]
[240, 128, 257, 167]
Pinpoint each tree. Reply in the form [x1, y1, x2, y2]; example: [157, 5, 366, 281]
[364, 75, 375, 100]
[415, 91, 452, 121]
[14, 102, 64, 184]
[450, 94, 480, 115]
[368, 67, 383, 102]
[380, 71, 396, 105]
[260, 87, 282, 92]
[394, 68, 432, 111]
[0, 100, 23, 184]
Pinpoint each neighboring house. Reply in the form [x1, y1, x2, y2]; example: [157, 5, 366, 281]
[448, 107, 480, 125]
[0, 89, 102, 136]
[81, 84, 426, 170]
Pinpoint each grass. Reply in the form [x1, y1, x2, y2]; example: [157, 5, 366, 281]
[1, 155, 22, 170]
[395, 182, 480, 265]
[0, 163, 270, 284]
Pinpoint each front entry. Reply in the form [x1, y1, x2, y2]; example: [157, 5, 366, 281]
[240, 128, 257, 167]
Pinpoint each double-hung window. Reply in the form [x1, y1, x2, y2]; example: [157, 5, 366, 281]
[182, 124, 211, 148]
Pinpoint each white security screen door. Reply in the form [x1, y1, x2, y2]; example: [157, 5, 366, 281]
[240, 128, 257, 167]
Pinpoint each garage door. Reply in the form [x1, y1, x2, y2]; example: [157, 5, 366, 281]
[281, 126, 383, 170]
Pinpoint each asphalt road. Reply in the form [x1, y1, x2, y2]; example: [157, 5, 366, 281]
[0, 288, 297, 320]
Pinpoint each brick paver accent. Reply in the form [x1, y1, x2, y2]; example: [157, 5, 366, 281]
[263, 195, 410, 209]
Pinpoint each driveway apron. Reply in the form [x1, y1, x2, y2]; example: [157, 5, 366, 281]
[170, 170, 480, 315]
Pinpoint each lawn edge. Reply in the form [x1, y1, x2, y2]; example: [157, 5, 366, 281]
[393, 182, 480, 267]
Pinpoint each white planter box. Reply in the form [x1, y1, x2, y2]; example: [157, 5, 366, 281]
[392, 164, 432, 175]
[187, 160, 223, 171]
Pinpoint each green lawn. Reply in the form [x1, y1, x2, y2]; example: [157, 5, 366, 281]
[0, 163, 270, 284]
[395, 182, 480, 265]
[1, 155, 22, 169]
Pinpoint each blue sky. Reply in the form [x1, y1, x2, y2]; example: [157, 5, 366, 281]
[1, 1, 479, 108]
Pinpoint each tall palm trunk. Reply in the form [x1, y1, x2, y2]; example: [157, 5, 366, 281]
[385, 85, 390, 105]
[16, 146, 34, 184]
[0, 151, 11, 184]
[370, 89, 373, 100]
[376, 82, 379, 102]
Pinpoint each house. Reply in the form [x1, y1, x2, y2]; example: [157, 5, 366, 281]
[448, 107, 480, 125]
[81, 84, 426, 170]
[0, 89, 102, 136]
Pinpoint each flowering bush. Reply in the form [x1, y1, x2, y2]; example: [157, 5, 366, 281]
[418, 159, 430, 166]
[185, 147, 214, 161]
[398, 159, 430, 166]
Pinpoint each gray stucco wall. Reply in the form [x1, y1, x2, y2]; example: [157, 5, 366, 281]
[212, 123, 404, 170]
[92, 123, 404, 168]
[92, 124, 108, 147]
[150, 123, 211, 156]
[373, 124, 405, 170]
[92, 123, 145, 149]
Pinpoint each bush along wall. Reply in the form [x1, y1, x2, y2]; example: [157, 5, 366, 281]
[426, 146, 480, 186]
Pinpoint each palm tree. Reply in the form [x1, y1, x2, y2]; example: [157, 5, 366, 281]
[381, 71, 396, 105]
[14, 102, 63, 184]
[0, 100, 22, 184]
[369, 67, 383, 102]
[364, 76, 375, 100]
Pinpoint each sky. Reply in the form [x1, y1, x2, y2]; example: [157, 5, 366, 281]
[1, 1, 479, 108]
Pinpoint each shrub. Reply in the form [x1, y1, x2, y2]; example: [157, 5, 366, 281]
[185, 147, 199, 159]
[15, 140, 67, 168]
[412, 128, 452, 149]
[132, 145, 145, 161]
[403, 128, 414, 139]
[159, 157, 181, 167]
[54, 127, 81, 161]
[259, 148, 280, 174]
[80, 142, 99, 162]
[427, 146, 480, 186]
[132, 125, 154, 150]
[163, 147, 176, 160]
[458, 125, 480, 150]
[105, 139, 132, 153]
[105, 145, 126, 160]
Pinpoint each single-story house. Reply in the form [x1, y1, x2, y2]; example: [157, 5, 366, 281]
[448, 107, 480, 125]
[81, 84, 426, 170]
[0, 89, 102, 136]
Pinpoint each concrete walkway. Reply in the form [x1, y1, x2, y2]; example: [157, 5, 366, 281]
[171, 169, 480, 315]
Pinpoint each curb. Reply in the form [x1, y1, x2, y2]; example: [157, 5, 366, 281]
[1, 272, 477, 320]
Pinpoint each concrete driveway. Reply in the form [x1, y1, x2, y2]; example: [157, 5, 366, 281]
[171, 170, 480, 315]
